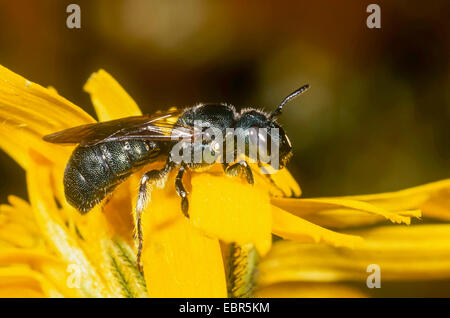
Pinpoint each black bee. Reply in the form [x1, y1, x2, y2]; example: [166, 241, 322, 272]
[43, 84, 309, 270]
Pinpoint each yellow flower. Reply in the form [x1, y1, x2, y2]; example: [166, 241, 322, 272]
[0, 64, 449, 297]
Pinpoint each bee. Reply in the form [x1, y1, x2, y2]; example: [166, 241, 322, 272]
[43, 84, 309, 270]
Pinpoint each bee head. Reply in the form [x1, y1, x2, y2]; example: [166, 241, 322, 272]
[234, 84, 308, 169]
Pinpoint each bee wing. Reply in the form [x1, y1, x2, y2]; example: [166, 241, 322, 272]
[43, 109, 198, 146]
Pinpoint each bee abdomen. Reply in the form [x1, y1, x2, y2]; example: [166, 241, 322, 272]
[64, 140, 160, 213]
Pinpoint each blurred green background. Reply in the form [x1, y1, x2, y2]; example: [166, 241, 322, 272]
[0, 1, 448, 204]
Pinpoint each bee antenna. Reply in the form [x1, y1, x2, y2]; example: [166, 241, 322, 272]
[270, 84, 310, 119]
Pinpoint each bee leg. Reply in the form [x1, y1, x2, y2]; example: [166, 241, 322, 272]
[135, 161, 174, 272]
[175, 164, 189, 218]
[223, 161, 254, 185]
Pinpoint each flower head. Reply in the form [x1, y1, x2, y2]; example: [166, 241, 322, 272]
[0, 65, 449, 297]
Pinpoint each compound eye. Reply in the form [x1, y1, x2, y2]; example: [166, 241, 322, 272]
[248, 127, 272, 152]
[205, 129, 214, 140]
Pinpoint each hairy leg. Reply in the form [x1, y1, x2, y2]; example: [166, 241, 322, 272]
[135, 161, 174, 272]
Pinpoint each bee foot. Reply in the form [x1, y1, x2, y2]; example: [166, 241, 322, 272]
[181, 197, 189, 218]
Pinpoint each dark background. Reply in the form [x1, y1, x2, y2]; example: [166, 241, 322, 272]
[0, 0, 449, 203]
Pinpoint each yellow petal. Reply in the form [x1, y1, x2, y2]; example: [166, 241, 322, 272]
[343, 179, 450, 221]
[271, 168, 302, 197]
[0, 222, 42, 249]
[0, 198, 43, 249]
[0, 249, 84, 297]
[29, 160, 145, 298]
[190, 169, 272, 256]
[100, 179, 136, 244]
[272, 206, 363, 248]
[0, 266, 63, 298]
[0, 198, 79, 297]
[252, 164, 301, 198]
[0, 121, 72, 171]
[26, 161, 116, 297]
[140, 170, 227, 297]
[272, 197, 420, 229]
[258, 224, 450, 289]
[270, 180, 450, 228]
[0, 64, 94, 128]
[0, 64, 93, 169]
[83, 69, 142, 121]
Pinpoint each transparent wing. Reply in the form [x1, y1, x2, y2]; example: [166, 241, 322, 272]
[43, 109, 197, 146]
